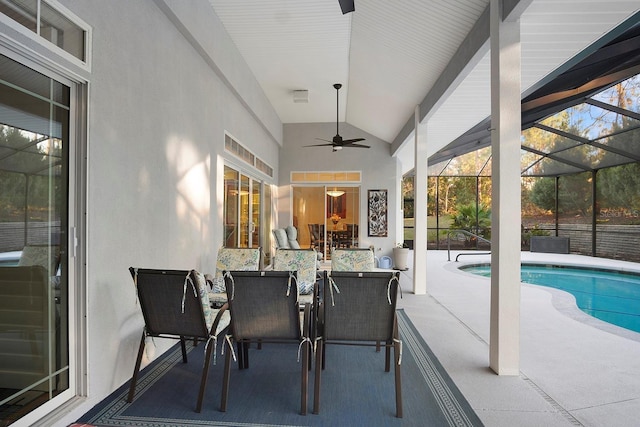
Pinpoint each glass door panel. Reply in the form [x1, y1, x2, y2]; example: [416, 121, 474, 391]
[239, 174, 250, 247]
[261, 184, 272, 265]
[292, 186, 326, 257]
[250, 180, 260, 249]
[223, 166, 239, 247]
[223, 166, 266, 250]
[326, 187, 360, 251]
[0, 53, 70, 422]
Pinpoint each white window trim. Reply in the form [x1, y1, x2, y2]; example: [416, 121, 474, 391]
[0, 0, 92, 72]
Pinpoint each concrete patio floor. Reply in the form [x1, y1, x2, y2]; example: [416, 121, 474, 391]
[397, 250, 640, 427]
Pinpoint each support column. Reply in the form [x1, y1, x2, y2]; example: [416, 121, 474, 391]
[591, 170, 597, 257]
[555, 176, 559, 236]
[413, 106, 428, 294]
[489, 0, 521, 376]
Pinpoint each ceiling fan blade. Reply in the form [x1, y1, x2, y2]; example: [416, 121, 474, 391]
[338, 0, 354, 14]
[342, 138, 366, 144]
[315, 137, 333, 143]
[304, 143, 335, 147]
[346, 143, 370, 149]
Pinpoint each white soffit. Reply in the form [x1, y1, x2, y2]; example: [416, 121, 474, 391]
[409, 0, 640, 165]
[208, 0, 351, 124]
[346, 0, 488, 142]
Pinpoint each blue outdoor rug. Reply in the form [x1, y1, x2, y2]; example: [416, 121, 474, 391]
[78, 310, 483, 426]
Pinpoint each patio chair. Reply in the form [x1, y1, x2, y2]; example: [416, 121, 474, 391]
[207, 247, 262, 305]
[221, 270, 312, 415]
[273, 225, 301, 249]
[127, 268, 230, 413]
[275, 225, 324, 264]
[330, 247, 375, 271]
[313, 271, 402, 418]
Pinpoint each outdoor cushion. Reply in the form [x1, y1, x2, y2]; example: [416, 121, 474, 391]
[286, 225, 301, 249]
[273, 228, 290, 249]
[192, 270, 215, 331]
[273, 249, 317, 295]
[211, 248, 261, 294]
[331, 248, 375, 271]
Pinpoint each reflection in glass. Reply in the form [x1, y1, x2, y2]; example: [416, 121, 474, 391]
[223, 166, 266, 250]
[0, 54, 69, 423]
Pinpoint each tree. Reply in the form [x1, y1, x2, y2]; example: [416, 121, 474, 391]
[598, 163, 640, 211]
[530, 177, 556, 211]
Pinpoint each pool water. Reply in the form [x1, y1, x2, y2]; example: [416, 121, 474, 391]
[462, 264, 640, 334]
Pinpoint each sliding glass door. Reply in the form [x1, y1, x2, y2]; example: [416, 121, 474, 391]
[292, 185, 360, 259]
[223, 165, 270, 254]
[0, 53, 72, 423]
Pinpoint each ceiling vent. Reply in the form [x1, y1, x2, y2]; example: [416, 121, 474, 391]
[292, 89, 309, 103]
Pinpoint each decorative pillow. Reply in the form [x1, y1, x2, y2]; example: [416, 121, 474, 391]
[273, 249, 316, 295]
[212, 248, 261, 293]
[273, 228, 290, 249]
[286, 225, 301, 249]
[331, 249, 375, 271]
[191, 270, 214, 331]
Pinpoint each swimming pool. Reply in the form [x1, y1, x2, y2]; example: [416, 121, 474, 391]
[461, 263, 640, 334]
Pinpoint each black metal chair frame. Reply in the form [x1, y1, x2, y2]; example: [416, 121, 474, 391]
[221, 270, 312, 415]
[313, 271, 402, 418]
[127, 267, 229, 413]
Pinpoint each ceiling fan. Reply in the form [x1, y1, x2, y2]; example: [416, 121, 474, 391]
[305, 83, 369, 152]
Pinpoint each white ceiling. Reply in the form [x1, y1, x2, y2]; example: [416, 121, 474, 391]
[208, 0, 639, 166]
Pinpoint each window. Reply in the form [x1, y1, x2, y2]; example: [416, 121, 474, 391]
[0, 0, 88, 62]
[224, 133, 273, 178]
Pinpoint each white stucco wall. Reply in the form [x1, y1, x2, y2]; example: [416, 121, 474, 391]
[40, 1, 281, 424]
[280, 122, 402, 259]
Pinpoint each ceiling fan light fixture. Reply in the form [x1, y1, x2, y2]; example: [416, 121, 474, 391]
[327, 190, 345, 197]
[292, 89, 309, 103]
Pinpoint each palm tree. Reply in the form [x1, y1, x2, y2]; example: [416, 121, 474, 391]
[450, 203, 491, 247]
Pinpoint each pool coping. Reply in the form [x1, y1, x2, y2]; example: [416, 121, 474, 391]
[449, 252, 640, 343]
